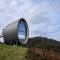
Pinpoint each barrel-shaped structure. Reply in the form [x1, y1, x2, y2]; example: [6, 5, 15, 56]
[3, 18, 29, 45]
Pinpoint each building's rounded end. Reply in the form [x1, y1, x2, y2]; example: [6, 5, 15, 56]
[17, 18, 29, 45]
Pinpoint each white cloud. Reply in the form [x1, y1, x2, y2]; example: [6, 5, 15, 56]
[0, 37, 4, 43]
[0, 0, 60, 41]
[28, 0, 60, 41]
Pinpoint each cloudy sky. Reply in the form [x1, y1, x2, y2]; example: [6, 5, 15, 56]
[0, 0, 60, 42]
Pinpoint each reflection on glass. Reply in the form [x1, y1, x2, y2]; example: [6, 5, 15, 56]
[18, 21, 26, 43]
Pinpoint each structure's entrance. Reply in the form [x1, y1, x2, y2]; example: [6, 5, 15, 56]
[18, 20, 26, 44]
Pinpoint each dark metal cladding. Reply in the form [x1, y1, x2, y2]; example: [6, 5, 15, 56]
[3, 18, 29, 45]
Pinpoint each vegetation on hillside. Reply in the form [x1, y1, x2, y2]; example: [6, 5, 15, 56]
[26, 48, 60, 60]
[27, 37, 60, 52]
[0, 37, 60, 60]
[0, 44, 28, 60]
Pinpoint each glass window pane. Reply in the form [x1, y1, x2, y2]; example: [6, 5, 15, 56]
[18, 20, 26, 43]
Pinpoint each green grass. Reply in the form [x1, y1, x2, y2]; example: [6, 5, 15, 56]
[0, 44, 28, 60]
[0, 37, 60, 60]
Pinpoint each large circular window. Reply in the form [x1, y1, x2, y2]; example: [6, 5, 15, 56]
[18, 20, 27, 44]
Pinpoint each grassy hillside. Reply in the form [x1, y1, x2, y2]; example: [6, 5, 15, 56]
[0, 37, 60, 60]
[0, 44, 28, 60]
[27, 37, 60, 52]
[26, 48, 60, 60]
[26, 37, 60, 60]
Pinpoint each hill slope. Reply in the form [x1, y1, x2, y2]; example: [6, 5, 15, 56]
[26, 37, 60, 60]
[27, 37, 60, 52]
[0, 37, 60, 60]
[0, 44, 28, 60]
